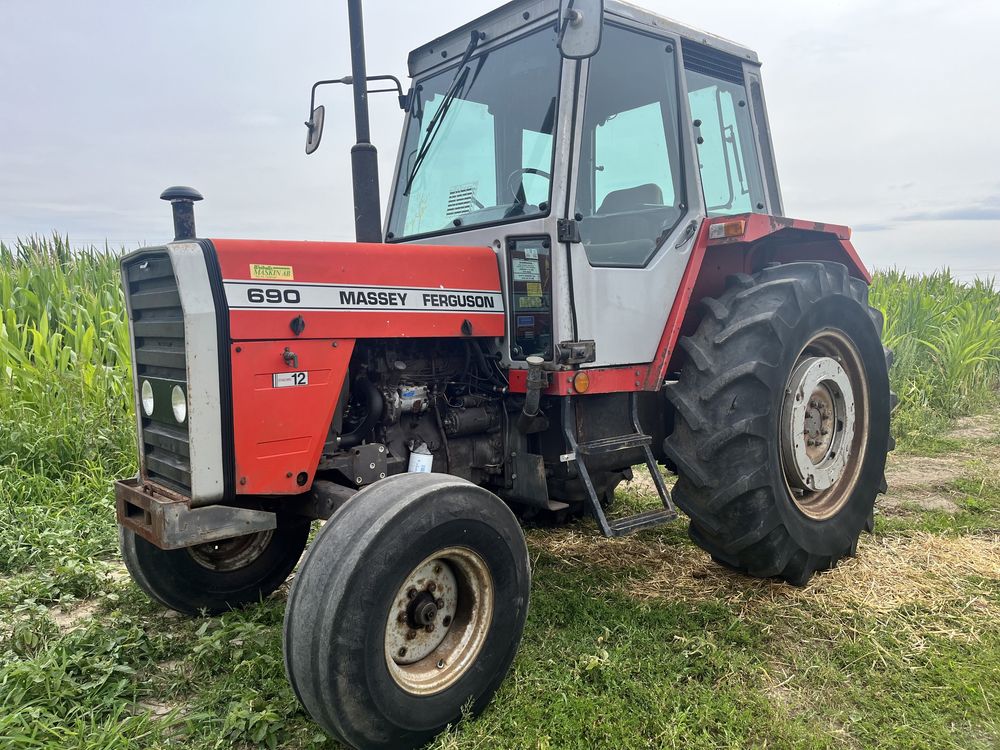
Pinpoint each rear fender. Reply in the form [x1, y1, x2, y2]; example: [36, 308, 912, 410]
[669, 214, 870, 373]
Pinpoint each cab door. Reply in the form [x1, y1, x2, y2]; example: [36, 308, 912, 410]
[566, 22, 699, 368]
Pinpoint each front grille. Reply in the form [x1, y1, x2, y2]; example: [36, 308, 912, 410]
[124, 252, 192, 493]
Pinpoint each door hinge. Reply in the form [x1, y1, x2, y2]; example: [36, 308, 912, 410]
[557, 218, 581, 244]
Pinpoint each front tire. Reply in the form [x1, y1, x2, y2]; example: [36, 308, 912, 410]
[663, 262, 893, 585]
[119, 514, 310, 615]
[283, 473, 530, 750]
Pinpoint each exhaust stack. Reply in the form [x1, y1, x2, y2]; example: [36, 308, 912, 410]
[347, 0, 382, 243]
[160, 186, 203, 241]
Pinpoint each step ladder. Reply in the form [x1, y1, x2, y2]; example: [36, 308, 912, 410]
[561, 393, 678, 537]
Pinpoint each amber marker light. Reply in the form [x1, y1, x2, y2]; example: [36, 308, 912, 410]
[708, 219, 747, 240]
[572, 371, 591, 393]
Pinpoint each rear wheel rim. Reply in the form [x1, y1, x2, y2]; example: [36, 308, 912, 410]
[780, 330, 869, 521]
[384, 546, 494, 696]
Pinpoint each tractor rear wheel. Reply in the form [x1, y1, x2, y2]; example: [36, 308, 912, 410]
[283, 473, 530, 750]
[663, 262, 894, 585]
[119, 514, 310, 615]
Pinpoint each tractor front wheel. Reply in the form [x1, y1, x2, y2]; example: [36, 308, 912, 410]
[283, 473, 530, 750]
[119, 514, 310, 615]
[664, 262, 894, 585]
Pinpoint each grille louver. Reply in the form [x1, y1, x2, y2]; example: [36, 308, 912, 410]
[125, 253, 192, 493]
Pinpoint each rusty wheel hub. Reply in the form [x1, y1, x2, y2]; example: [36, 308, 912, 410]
[781, 356, 856, 494]
[384, 547, 493, 695]
[779, 331, 869, 521]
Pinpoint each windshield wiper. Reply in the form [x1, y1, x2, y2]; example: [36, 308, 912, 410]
[403, 30, 483, 196]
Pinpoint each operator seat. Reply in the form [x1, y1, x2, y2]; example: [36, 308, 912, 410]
[596, 183, 664, 215]
[583, 183, 666, 267]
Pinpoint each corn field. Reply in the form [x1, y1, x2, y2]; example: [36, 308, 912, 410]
[0, 236, 134, 475]
[0, 235, 998, 466]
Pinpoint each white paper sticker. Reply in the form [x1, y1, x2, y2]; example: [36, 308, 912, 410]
[512, 258, 540, 282]
[273, 371, 309, 388]
[523, 248, 539, 259]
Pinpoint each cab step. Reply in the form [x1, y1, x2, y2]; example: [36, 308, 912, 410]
[562, 393, 678, 538]
[609, 508, 678, 536]
[576, 433, 652, 455]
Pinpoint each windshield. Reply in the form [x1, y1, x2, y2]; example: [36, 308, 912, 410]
[387, 26, 562, 240]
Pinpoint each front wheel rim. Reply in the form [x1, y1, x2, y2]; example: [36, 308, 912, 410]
[187, 530, 274, 571]
[780, 330, 869, 521]
[384, 546, 494, 696]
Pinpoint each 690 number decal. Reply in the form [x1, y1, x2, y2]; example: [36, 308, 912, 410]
[247, 288, 301, 304]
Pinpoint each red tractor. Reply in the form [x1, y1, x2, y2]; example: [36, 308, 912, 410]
[115, 1, 893, 747]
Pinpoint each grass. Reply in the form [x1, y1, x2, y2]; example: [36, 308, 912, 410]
[1, 236, 999, 748]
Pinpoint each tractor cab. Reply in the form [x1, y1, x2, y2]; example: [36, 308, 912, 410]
[369, 0, 783, 369]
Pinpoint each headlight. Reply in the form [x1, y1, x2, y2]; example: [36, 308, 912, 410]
[171, 385, 187, 424]
[141, 380, 154, 416]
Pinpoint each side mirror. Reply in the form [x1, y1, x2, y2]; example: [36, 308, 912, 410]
[305, 105, 325, 155]
[558, 0, 604, 59]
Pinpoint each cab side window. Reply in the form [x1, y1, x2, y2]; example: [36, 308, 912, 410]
[683, 42, 767, 216]
[575, 25, 684, 268]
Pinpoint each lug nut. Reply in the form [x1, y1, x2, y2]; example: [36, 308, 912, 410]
[427, 582, 437, 592]
[397, 612, 406, 624]
[425, 623, 435, 633]
[435, 598, 444, 609]
[406, 629, 417, 640]
[407, 588, 417, 599]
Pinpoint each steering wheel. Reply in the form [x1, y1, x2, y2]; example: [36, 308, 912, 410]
[506, 167, 552, 203]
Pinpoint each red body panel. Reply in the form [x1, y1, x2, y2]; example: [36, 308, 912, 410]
[230, 338, 355, 494]
[509, 214, 869, 395]
[213, 239, 505, 341]
[213, 239, 503, 494]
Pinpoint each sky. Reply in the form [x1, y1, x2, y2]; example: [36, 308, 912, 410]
[1, 0, 997, 281]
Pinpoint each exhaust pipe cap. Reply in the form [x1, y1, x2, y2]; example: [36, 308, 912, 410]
[160, 186, 204, 241]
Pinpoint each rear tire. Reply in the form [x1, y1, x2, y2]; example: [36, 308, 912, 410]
[119, 514, 310, 615]
[663, 262, 894, 585]
[283, 473, 530, 750]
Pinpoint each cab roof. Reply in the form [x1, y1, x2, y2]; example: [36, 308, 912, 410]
[407, 0, 760, 79]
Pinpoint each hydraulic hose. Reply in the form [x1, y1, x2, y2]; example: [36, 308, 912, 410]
[339, 376, 384, 449]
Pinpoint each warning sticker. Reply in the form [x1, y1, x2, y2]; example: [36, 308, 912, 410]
[512, 258, 540, 282]
[526, 282, 542, 296]
[523, 247, 539, 259]
[250, 264, 294, 281]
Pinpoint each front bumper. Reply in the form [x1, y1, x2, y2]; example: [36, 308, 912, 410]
[115, 478, 276, 550]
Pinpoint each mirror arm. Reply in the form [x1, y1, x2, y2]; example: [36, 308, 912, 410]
[308, 74, 409, 122]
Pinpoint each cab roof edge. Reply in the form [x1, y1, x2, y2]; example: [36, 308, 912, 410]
[406, 0, 759, 80]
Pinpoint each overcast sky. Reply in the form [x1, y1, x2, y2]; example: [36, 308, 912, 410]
[1, 0, 997, 280]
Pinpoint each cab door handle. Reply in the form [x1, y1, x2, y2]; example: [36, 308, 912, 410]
[674, 219, 698, 249]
